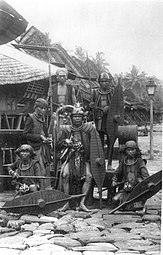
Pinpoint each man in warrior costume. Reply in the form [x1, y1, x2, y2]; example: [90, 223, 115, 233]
[56, 103, 94, 212]
[8, 144, 42, 196]
[23, 98, 52, 189]
[90, 72, 114, 169]
[112, 140, 149, 212]
[52, 67, 76, 111]
[50, 67, 77, 128]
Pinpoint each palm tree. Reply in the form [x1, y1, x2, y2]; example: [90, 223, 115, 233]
[92, 51, 109, 75]
[74, 46, 86, 62]
[44, 32, 51, 45]
[123, 65, 147, 100]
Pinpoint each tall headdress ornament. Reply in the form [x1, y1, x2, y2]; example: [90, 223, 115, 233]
[71, 102, 84, 117]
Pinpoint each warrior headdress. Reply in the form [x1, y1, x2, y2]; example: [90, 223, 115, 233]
[70, 102, 84, 118]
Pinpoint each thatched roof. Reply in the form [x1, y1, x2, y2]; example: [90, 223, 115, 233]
[123, 88, 140, 103]
[0, 44, 58, 85]
[0, 0, 28, 45]
[16, 26, 99, 88]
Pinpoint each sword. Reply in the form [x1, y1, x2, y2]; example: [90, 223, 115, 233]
[97, 180, 126, 193]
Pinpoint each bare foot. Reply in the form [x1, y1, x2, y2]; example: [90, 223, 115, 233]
[107, 165, 115, 171]
[58, 202, 70, 212]
[79, 204, 92, 212]
[136, 207, 146, 215]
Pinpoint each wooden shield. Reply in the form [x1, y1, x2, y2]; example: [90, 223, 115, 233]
[127, 170, 162, 204]
[106, 79, 124, 163]
[90, 128, 106, 191]
[2, 189, 85, 215]
[106, 78, 124, 140]
[110, 170, 162, 214]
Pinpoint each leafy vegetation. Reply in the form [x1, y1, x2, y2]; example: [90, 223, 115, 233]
[74, 46, 163, 115]
[33, 31, 163, 115]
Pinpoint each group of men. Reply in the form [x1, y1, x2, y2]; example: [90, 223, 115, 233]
[8, 67, 149, 213]
[8, 68, 114, 211]
[27, 68, 114, 211]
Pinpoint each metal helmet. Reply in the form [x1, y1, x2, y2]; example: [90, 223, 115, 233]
[125, 140, 137, 150]
[98, 72, 112, 83]
[15, 144, 35, 157]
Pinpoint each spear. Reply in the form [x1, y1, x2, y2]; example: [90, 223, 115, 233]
[8, 43, 57, 178]
[86, 51, 96, 121]
[86, 52, 93, 100]
[86, 52, 106, 209]
[11, 43, 56, 138]
[97, 180, 126, 193]
[0, 175, 58, 179]
[47, 47, 54, 132]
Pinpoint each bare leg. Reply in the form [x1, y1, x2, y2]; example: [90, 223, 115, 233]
[35, 148, 47, 189]
[79, 162, 92, 212]
[99, 131, 105, 148]
[58, 163, 70, 211]
[112, 192, 123, 203]
[107, 136, 115, 170]
[62, 163, 69, 194]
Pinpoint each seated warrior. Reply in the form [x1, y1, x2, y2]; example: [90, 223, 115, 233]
[56, 103, 94, 212]
[112, 140, 149, 212]
[8, 144, 42, 196]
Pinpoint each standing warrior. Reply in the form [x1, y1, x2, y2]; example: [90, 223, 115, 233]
[50, 67, 77, 129]
[90, 72, 114, 169]
[56, 103, 94, 212]
[23, 98, 52, 189]
[52, 67, 76, 111]
[8, 144, 41, 196]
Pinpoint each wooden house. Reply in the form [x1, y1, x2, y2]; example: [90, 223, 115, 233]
[0, 42, 99, 192]
[0, 44, 59, 191]
[15, 26, 99, 87]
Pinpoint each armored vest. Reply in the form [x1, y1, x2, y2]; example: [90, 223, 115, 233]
[52, 83, 73, 110]
[26, 113, 46, 150]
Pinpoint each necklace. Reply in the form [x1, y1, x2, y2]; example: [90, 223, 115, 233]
[19, 161, 32, 171]
[71, 124, 84, 132]
[33, 112, 45, 123]
[99, 88, 112, 95]
[124, 157, 138, 166]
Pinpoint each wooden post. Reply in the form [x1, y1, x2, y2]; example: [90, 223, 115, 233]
[0, 149, 3, 192]
[150, 98, 154, 160]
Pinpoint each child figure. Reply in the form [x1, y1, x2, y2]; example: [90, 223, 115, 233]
[112, 140, 149, 212]
[8, 144, 42, 196]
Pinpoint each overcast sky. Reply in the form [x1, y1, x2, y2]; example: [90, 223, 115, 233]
[5, 0, 163, 80]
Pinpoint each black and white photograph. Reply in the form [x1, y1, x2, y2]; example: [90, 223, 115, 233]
[0, 0, 162, 254]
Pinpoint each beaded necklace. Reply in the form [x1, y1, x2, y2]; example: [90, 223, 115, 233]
[19, 160, 32, 171]
[71, 124, 84, 132]
[124, 157, 138, 166]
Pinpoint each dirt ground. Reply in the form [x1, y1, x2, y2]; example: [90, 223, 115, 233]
[112, 123, 162, 175]
[137, 123, 162, 175]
